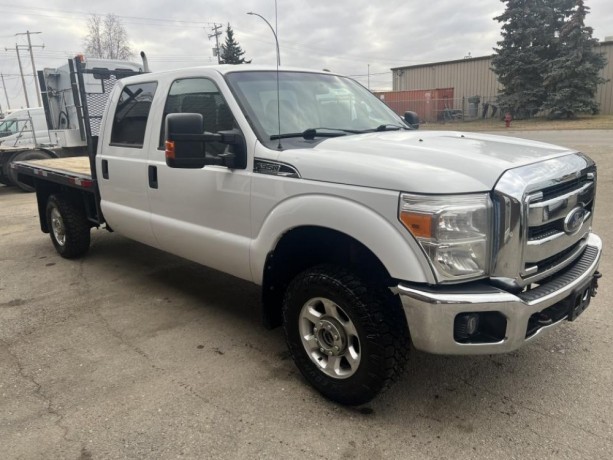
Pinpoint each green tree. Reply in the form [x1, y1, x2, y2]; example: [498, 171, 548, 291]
[491, 0, 559, 118]
[220, 24, 251, 64]
[542, 0, 607, 117]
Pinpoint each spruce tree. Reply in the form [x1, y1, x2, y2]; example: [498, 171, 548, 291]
[542, 0, 607, 117]
[491, 0, 558, 118]
[220, 24, 251, 65]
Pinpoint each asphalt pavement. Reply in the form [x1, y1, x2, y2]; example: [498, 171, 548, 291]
[1, 129, 612, 459]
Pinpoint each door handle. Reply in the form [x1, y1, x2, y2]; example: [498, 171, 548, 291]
[101, 160, 109, 179]
[148, 165, 158, 189]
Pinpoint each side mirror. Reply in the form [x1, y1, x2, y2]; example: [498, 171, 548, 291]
[404, 111, 420, 129]
[165, 113, 248, 170]
[165, 113, 206, 168]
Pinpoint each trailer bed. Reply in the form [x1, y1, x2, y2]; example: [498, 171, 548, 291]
[13, 156, 94, 189]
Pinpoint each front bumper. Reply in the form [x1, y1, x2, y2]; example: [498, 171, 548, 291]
[398, 233, 602, 355]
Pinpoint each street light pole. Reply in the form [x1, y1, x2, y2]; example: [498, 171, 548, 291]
[247, 12, 280, 66]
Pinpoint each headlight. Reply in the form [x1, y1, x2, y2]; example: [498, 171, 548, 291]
[399, 193, 492, 282]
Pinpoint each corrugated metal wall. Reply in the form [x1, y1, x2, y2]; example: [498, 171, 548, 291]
[392, 41, 613, 115]
[595, 42, 613, 114]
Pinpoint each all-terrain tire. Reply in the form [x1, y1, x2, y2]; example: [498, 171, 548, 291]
[46, 194, 91, 258]
[283, 264, 410, 405]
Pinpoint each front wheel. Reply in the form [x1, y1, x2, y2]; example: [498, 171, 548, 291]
[283, 265, 410, 405]
[46, 194, 91, 258]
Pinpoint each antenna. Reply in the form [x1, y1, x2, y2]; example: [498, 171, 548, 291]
[246, 11, 282, 149]
[275, 55, 282, 150]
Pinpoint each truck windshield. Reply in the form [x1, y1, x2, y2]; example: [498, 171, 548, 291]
[225, 71, 409, 148]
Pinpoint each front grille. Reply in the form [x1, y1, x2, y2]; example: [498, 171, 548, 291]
[540, 177, 591, 201]
[522, 172, 595, 281]
[524, 240, 583, 275]
[492, 154, 597, 289]
[528, 220, 564, 240]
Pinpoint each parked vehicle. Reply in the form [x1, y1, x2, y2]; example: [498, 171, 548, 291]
[13, 66, 602, 405]
[0, 54, 147, 191]
[0, 108, 51, 145]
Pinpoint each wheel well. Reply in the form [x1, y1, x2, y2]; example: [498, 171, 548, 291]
[261, 226, 392, 328]
[36, 184, 97, 233]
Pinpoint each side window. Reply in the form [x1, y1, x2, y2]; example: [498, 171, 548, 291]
[110, 82, 157, 148]
[0, 119, 17, 134]
[159, 78, 236, 155]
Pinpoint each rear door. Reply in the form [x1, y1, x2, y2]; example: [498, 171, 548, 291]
[146, 75, 253, 281]
[97, 80, 159, 246]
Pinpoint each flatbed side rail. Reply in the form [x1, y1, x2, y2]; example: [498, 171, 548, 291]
[12, 160, 94, 190]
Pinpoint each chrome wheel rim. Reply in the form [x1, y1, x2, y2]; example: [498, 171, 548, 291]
[298, 297, 361, 379]
[50, 207, 66, 246]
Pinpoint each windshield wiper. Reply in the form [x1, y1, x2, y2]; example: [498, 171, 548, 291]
[374, 124, 409, 132]
[270, 128, 358, 141]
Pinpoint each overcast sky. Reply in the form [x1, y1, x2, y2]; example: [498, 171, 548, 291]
[0, 0, 611, 109]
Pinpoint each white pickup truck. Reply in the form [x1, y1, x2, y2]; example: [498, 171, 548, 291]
[14, 65, 602, 405]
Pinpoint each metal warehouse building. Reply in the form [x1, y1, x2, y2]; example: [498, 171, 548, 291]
[385, 40, 613, 121]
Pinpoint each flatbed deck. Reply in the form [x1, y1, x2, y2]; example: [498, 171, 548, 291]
[13, 156, 94, 189]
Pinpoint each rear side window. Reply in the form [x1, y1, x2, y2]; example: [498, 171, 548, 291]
[110, 82, 157, 147]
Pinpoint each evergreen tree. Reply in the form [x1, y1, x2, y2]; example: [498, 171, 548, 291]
[220, 24, 251, 64]
[491, 0, 558, 118]
[542, 0, 607, 117]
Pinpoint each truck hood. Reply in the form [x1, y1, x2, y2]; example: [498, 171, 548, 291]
[282, 131, 576, 193]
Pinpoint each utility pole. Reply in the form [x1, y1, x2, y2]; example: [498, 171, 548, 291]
[0, 74, 10, 110]
[208, 24, 223, 64]
[16, 31, 44, 107]
[6, 45, 30, 107]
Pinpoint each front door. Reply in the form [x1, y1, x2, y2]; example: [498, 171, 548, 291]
[147, 77, 253, 281]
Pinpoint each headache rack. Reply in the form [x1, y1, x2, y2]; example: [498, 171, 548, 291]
[38, 56, 146, 172]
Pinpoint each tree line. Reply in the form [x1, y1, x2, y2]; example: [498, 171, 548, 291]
[84, 16, 250, 65]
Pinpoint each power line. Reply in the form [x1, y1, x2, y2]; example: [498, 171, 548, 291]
[0, 4, 217, 27]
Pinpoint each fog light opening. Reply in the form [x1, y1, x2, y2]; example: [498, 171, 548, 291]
[455, 313, 480, 340]
[454, 312, 507, 344]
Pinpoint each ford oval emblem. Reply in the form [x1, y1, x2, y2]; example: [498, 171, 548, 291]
[564, 206, 587, 235]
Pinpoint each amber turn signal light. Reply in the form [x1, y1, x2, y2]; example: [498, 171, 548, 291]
[165, 140, 175, 159]
[400, 211, 433, 238]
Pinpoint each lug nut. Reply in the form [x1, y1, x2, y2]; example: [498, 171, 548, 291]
[334, 346, 339, 351]
[333, 335, 339, 340]
[326, 325, 331, 330]
[313, 327, 318, 333]
[320, 348, 324, 353]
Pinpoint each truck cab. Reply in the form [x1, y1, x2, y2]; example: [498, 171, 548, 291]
[0, 108, 50, 147]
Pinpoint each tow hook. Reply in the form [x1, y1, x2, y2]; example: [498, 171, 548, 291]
[591, 271, 602, 297]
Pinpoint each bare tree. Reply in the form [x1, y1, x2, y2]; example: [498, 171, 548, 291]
[84, 14, 133, 60]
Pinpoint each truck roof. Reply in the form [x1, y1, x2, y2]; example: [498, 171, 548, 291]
[118, 64, 338, 83]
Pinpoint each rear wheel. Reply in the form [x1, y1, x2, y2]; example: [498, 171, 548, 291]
[283, 265, 410, 405]
[7, 150, 53, 192]
[46, 194, 91, 258]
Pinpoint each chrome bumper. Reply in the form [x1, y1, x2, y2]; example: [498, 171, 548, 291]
[397, 233, 602, 355]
